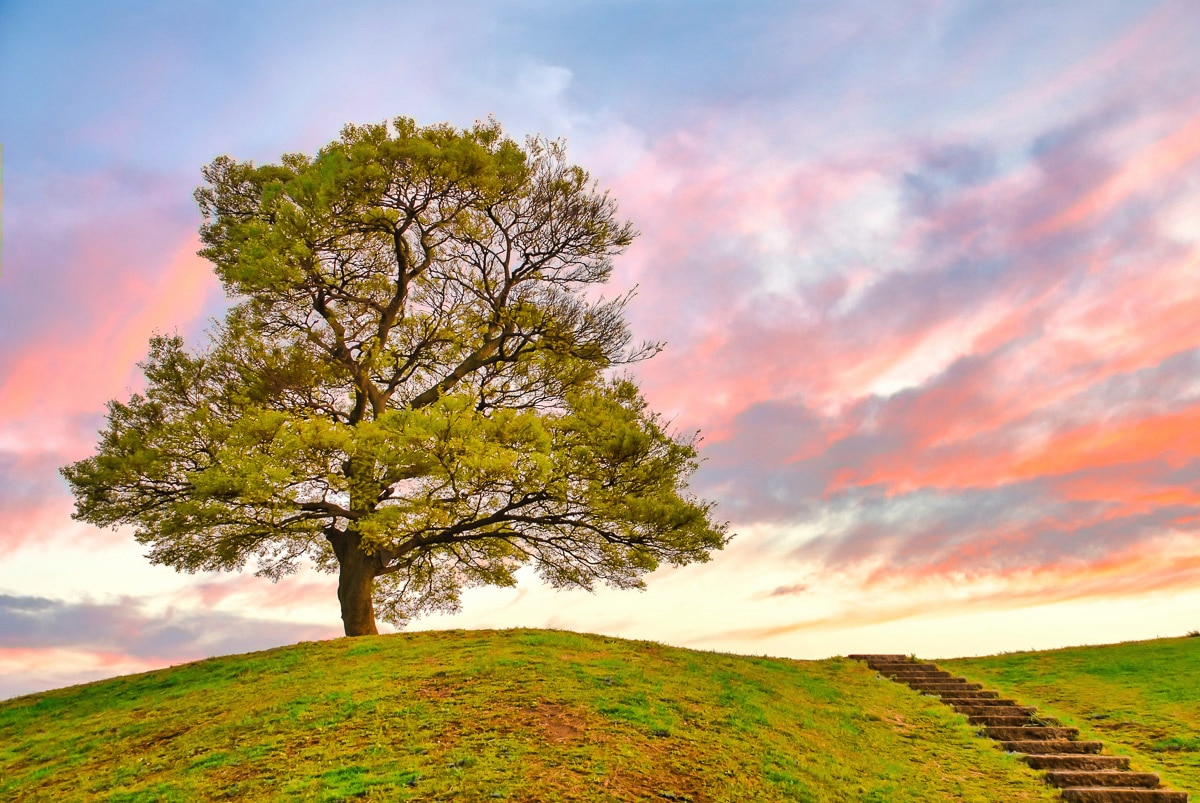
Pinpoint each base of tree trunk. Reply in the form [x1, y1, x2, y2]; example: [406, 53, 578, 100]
[334, 534, 380, 636]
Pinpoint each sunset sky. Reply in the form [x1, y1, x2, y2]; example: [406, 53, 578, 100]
[4, 0, 1200, 699]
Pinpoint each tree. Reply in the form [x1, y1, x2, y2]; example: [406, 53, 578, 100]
[62, 117, 728, 636]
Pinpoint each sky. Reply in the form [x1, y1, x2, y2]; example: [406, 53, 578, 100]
[3, 0, 1200, 699]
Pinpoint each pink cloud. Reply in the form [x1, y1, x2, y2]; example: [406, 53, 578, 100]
[707, 531, 1200, 645]
[973, 2, 1181, 134]
[619, 87, 1200, 466]
[0, 235, 220, 457]
[602, 68, 1200, 611]
[5, 5, 1199, 656]
[0, 593, 341, 698]
[0, 204, 223, 555]
[0, 498, 80, 552]
[179, 575, 337, 612]
[1032, 110, 1200, 238]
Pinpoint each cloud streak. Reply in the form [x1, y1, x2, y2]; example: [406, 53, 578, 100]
[0, 594, 338, 699]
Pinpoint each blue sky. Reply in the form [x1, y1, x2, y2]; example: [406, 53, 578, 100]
[3, 0, 1200, 698]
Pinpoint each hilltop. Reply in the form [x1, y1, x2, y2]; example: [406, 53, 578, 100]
[5, 629, 1193, 801]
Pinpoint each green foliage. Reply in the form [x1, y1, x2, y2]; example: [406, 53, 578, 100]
[61, 117, 728, 631]
[0, 630, 1061, 801]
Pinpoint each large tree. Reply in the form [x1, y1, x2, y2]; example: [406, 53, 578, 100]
[62, 117, 728, 636]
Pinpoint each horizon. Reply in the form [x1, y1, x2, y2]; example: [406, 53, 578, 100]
[4, 0, 1200, 699]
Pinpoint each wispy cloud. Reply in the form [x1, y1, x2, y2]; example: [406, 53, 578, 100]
[3, 0, 1200, 683]
[0, 594, 338, 699]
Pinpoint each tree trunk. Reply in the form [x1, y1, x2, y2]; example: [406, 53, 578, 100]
[329, 530, 379, 636]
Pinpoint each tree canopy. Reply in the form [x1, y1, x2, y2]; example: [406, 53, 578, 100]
[62, 117, 728, 636]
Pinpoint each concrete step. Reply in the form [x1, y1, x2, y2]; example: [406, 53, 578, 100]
[1001, 740, 1104, 754]
[1047, 771, 1161, 789]
[985, 725, 1079, 741]
[1024, 755, 1131, 771]
[1060, 789, 1188, 802]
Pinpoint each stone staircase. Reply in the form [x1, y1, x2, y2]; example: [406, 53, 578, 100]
[849, 655, 1189, 802]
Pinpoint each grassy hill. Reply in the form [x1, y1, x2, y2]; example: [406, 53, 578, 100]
[943, 635, 1200, 796]
[0, 628, 1060, 802]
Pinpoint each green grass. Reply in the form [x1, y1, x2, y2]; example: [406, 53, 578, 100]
[943, 635, 1200, 794]
[0, 628, 1058, 802]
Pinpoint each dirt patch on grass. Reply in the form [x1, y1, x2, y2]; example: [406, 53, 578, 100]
[532, 701, 587, 744]
[518, 700, 712, 802]
[135, 725, 192, 749]
[416, 678, 455, 700]
[517, 748, 710, 803]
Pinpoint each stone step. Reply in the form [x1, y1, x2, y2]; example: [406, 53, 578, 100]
[952, 703, 1034, 716]
[1060, 789, 1188, 802]
[1001, 740, 1104, 754]
[885, 669, 953, 679]
[907, 681, 984, 692]
[855, 660, 914, 670]
[950, 705, 1036, 715]
[848, 655, 1189, 802]
[876, 663, 945, 671]
[1024, 755, 1132, 772]
[985, 725, 1079, 741]
[1047, 771, 1161, 789]
[859, 655, 915, 660]
[967, 714, 1039, 727]
[940, 695, 1016, 706]
[932, 690, 1001, 700]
